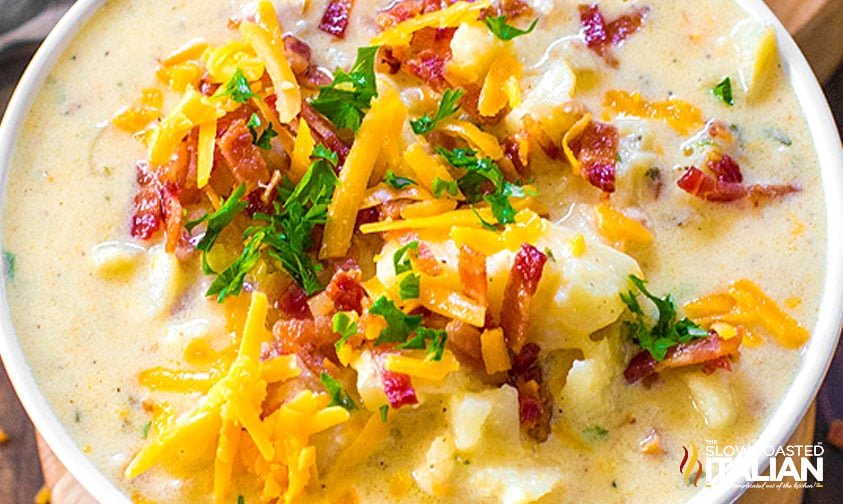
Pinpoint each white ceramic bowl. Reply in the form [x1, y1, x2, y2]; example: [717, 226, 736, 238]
[0, 0, 841, 502]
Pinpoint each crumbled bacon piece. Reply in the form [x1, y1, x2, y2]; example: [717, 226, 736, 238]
[131, 162, 164, 240]
[161, 183, 184, 254]
[569, 120, 618, 193]
[376, 0, 444, 30]
[300, 102, 351, 166]
[270, 316, 337, 374]
[459, 245, 487, 305]
[275, 284, 314, 320]
[677, 153, 800, 203]
[444, 319, 484, 369]
[579, 4, 649, 67]
[217, 117, 269, 191]
[500, 244, 548, 353]
[508, 342, 553, 442]
[503, 127, 531, 176]
[381, 368, 419, 408]
[623, 332, 742, 384]
[325, 269, 366, 314]
[484, 0, 534, 20]
[319, 0, 354, 38]
[386, 27, 456, 93]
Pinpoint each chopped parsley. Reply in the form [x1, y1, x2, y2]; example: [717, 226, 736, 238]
[186, 182, 248, 257]
[320, 372, 358, 411]
[3, 251, 15, 282]
[215, 68, 258, 103]
[398, 327, 448, 361]
[432, 177, 460, 198]
[620, 275, 708, 361]
[583, 425, 609, 442]
[310, 46, 380, 131]
[238, 496, 245, 504]
[765, 126, 793, 146]
[141, 421, 152, 439]
[410, 88, 465, 134]
[379, 404, 389, 422]
[384, 170, 416, 189]
[436, 146, 525, 225]
[393, 241, 419, 275]
[484, 15, 538, 41]
[399, 272, 421, 300]
[207, 146, 339, 301]
[246, 113, 278, 150]
[333, 311, 359, 352]
[711, 76, 734, 106]
[369, 296, 423, 345]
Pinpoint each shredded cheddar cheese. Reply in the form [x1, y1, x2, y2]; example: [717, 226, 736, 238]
[370, 0, 493, 46]
[603, 89, 705, 135]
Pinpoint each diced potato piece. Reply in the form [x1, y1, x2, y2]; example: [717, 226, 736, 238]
[91, 241, 145, 277]
[450, 385, 521, 453]
[413, 434, 458, 497]
[469, 466, 561, 504]
[445, 22, 502, 85]
[558, 338, 620, 429]
[147, 245, 183, 319]
[350, 350, 389, 410]
[731, 19, 779, 99]
[683, 372, 737, 430]
[508, 58, 577, 139]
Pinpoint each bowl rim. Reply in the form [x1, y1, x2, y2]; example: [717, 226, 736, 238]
[0, 0, 841, 503]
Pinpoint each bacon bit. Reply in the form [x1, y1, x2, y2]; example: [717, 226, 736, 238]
[459, 245, 487, 305]
[484, 0, 534, 20]
[500, 244, 547, 353]
[826, 419, 843, 450]
[325, 269, 366, 314]
[270, 316, 337, 373]
[381, 368, 419, 408]
[276, 284, 314, 320]
[217, 118, 269, 191]
[579, 4, 649, 67]
[445, 319, 484, 369]
[283, 35, 311, 75]
[376, 0, 444, 30]
[701, 355, 733, 375]
[396, 235, 444, 276]
[503, 127, 531, 176]
[508, 342, 553, 442]
[568, 120, 618, 193]
[638, 428, 665, 454]
[245, 188, 273, 217]
[131, 162, 164, 240]
[161, 183, 184, 254]
[677, 153, 800, 203]
[319, 0, 355, 38]
[300, 102, 351, 166]
[623, 332, 742, 384]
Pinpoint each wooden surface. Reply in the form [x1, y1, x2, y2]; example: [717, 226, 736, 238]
[0, 1, 842, 503]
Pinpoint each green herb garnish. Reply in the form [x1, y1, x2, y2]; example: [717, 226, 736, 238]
[320, 372, 358, 411]
[432, 177, 460, 198]
[186, 183, 249, 255]
[3, 251, 15, 282]
[141, 421, 152, 439]
[246, 113, 278, 150]
[583, 425, 609, 442]
[398, 327, 448, 361]
[311, 46, 380, 131]
[379, 404, 389, 422]
[620, 275, 708, 361]
[410, 88, 465, 134]
[384, 170, 416, 189]
[765, 126, 793, 146]
[399, 273, 421, 300]
[393, 241, 419, 275]
[216, 68, 258, 103]
[369, 296, 423, 345]
[484, 15, 538, 41]
[711, 76, 734, 106]
[436, 146, 525, 225]
[333, 311, 359, 352]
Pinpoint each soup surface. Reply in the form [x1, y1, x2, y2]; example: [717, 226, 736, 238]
[2, 0, 826, 502]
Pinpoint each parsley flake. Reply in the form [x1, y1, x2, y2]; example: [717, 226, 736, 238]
[432, 177, 460, 198]
[311, 46, 380, 131]
[186, 183, 248, 254]
[216, 68, 258, 103]
[711, 76, 734, 106]
[333, 311, 359, 352]
[397, 327, 449, 361]
[379, 404, 389, 422]
[393, 241, 419, 275]
[410, 88, 465, 134]
[620, 275, 708, 361]
[399, 273, 421, 300]
[384, 170, 416, 189]
[484, 15, 538, 41]
[320, 372, 358, 411]
[369, 296, 423, 345]
[246, 113, 278, 150]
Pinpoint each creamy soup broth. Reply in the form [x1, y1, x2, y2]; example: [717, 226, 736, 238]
[2, 0, 825, 502]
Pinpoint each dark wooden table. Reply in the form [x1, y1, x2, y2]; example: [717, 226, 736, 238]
[0, 2, 842, 503]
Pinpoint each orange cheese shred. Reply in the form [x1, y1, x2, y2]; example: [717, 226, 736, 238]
[603, 89, 705, 136]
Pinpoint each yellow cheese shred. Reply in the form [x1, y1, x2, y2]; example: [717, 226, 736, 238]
[321, 83, 408, 258]
[290, 119, 316, 182]
[437, 120, 505, 159]
[603, 89, 705, 136]
[593, 202, 653, 244]
[196, 120, 216, 188]
[371, 0, 493, 47]
[478, 51, 522, 117]
[383, 351, 460, 381]
[481, 327, 511, 374]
